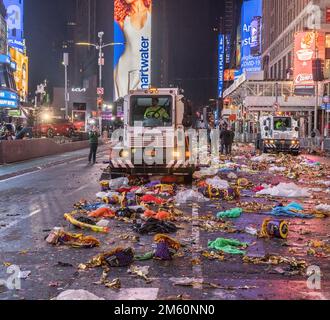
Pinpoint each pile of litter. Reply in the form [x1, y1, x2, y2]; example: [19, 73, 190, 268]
[44, 150, 330, 299]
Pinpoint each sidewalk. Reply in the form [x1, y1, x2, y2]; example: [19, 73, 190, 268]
[0, 144, 109, 181]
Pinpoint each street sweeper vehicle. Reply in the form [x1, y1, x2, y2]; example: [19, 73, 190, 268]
[256, 115, 300, 155]
[108, 88, 196, 181]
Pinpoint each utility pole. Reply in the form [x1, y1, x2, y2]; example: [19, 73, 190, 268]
[314, 30, 319, 133]
[97, 31, 104, 131]
[76, 34, 124, 131]
[63, 53, 69, 119]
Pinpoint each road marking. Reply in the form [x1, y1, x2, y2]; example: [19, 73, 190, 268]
[0, 209, 41, 234]
[191, 194, 203, 289]
[0, 171, 36, 183]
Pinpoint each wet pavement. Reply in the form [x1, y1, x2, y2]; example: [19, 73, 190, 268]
[0, 149, 329, 300]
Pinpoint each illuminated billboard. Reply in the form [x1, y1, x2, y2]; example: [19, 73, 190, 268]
[114, 0, 152, 101]
[218, 34, 225, 98]
[0, 90, 18, 108]
[3, 0, 25, 53]
[224, 69, 235, 82]
[241, 0, 262, 73]
[9, 47, 28, 101]
[293, 31, 325, 95]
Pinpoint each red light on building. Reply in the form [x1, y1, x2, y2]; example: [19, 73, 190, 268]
[326, 8, 330, 23]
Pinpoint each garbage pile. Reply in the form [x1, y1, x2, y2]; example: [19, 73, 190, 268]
[47, 151, 330, 298]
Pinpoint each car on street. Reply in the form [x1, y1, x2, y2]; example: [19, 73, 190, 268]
[33, 119, 77, 138]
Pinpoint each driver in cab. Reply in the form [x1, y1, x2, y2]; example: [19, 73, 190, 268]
[144, 98, 170, 122]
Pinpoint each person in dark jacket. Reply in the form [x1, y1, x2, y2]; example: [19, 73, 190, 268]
[88, 126, 99, 164]
[220, 124, 232, 155]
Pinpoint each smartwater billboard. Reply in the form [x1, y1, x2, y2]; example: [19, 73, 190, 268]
[218, 34, 225, 98]
[241, 0, 262, 73]
[114, 0, 152, 101]
[3, 0, 25, 53]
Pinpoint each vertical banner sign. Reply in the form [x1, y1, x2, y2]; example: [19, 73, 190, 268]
[225, 34, 231, 65]
[241, 0, 262, 73]
[218, 34, 225, 98]
[113, 0, 152, 101]
[3, 0, 25, 53]
[293, 31, 325, 95]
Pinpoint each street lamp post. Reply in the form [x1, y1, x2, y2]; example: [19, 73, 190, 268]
[63, 53, 69, 119]
[76, 34, 124, 130]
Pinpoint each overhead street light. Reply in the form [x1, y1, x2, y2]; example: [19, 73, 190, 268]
[76, 33, 124, 130]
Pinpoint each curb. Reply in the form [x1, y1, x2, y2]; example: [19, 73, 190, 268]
[0, 148, 109, 181]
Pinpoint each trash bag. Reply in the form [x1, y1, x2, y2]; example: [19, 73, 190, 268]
[270, 202, 314, 218]
[174, 190, 209, 204]
[105, 248, 135, 267]
[133, 218, 177, 234]
[208, 238, 248, 255]
[217, 208, 242, 219]
[205, 176, 229, 189]
[256, 183, 310, 198]
[154, 242, 172, 260]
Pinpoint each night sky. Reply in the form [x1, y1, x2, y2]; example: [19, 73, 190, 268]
[25, 0, 75, 96]
[25, 0, 225, 105]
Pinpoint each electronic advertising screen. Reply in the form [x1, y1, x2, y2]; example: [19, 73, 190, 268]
[241, 0, 262, 73]
[3, 0, 25, 53]
[113, 0, 152, 101]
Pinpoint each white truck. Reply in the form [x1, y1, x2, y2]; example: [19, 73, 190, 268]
[108, 88, 195, 181]
[255, 115, 300, 155]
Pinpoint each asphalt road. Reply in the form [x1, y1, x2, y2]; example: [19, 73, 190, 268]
[0, 151, 329, 300]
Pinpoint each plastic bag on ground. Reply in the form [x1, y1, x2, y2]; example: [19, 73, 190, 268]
[193, 168, 218, 179]
[174, 190, 209, 204]
[208, 238, 248, 255]
[95, 191, 120, 199]
[256, 183, 310, 198]
[205, 176, 229, 189]
[269, 166, 286, 172]
[217, 208, 242, 219]
[109, 177, 129, 190]
[54, 290, 104, 300]
[251, 154, 276, 162]
[315, 204, 330, 213]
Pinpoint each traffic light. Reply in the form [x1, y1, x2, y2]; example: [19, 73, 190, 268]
[97, 98, 103, 111]
[312, 58, 324, 82]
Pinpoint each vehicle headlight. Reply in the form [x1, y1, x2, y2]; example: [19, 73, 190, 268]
[120, 150, 129, 158]
[173, 151, 180, 158]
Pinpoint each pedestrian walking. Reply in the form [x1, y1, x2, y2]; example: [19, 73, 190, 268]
[220, 124, 232, 155]
[88, 126, 99, 164]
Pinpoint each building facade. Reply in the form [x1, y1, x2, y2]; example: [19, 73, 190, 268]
[262, 0, 330, 81]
